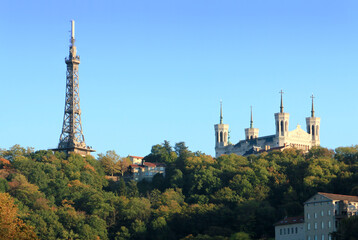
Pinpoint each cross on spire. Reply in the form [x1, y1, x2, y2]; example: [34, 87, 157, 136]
[279, 90, 284, 113]
[220, 100, 223, 124]
[311, 94, 315, 117]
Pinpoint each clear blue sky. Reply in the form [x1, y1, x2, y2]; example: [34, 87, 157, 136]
[1, 0, 358, 157]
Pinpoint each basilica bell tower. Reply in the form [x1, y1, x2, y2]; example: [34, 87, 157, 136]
[306, 94, 320, 146]
[214, 101, 229, 157]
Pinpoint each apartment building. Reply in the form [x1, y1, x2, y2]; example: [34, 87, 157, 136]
[275, 192, 358, 240]
[130, 162, 166, 181]
[274, 216, 304, 240]
[304, 192, 358, 240]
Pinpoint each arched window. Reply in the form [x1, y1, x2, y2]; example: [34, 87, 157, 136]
[224, 132, 227, 142]
[307, 125, 311, 134]
[312, 125, 315, 136]
[281, 121, 284, 136]
[220, 132, 223, 143]
[285, 121, 288, 132]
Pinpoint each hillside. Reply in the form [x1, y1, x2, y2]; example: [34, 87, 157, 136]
[0, 143, 357, 239]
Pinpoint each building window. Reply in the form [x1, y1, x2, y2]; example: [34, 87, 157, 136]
[292, 227, 294, 234]
[314, 213, 317, 218]
[329, 235, 332, 240]
[321, 210, 324, 216]
[315, 223, 317, 230]
[322, 235, 325, 240]
[315, 235, 317, 240]
[328, 221, 331, 228]
[288, 228, 290, 234]
[280, 229, 282, 235]
[328, 210, 331, 216]
[308, 213, 311, 219]
[308, 237, 311, 240]
[284, 228, 286, 234]
[296, 227, 298, 233]
[322, 222, 324, 229]
[308, 223, 311, 230]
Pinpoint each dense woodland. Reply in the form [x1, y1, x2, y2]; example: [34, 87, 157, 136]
[0, 142, 358, 240]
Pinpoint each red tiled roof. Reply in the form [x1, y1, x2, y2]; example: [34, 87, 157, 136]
[129, 156, 144, 159]
[318, 192, 358, 202]
[274, 216, 304, 226]
[143, 162, 156, 167]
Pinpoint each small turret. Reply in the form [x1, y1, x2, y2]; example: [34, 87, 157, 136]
[245, 106, 259, 140]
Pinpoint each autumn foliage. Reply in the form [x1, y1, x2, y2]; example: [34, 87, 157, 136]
[0, 192, 38, 240]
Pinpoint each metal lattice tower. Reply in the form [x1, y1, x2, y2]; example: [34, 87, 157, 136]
[53, 21, 94, 156]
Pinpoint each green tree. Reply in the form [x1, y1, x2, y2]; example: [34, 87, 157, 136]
[230, 232, 251, 240]
[131, 219, 147, 240]
[115, 226, 131, 240]
[331, 216, 358, 240]
[144, 141, 177, 165]
[98, 150, 122, 176]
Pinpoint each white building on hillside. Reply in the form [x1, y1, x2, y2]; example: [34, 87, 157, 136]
[274, 216, 304, 240]
[214, 92, 320, 157]
[129, 156, 144, 165]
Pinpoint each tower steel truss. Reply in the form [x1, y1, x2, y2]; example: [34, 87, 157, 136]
[53, 21, 94, 156]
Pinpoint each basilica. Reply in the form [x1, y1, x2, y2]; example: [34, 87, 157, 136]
[214, 92, 320, 157]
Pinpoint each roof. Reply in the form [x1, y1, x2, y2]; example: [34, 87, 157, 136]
[143, 162, 156, 167]
[129, 156, 144, 159]
[243, 145, 288, 156]
[318, 192, 358, 202]
[234, 135, 276, 150]
[274, 216, 304, 226]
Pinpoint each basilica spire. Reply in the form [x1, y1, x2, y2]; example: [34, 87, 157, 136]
[220, 100, 223, 124]
[250, 106, 253, 129]
[280, 90, 284, 113]
[311, 94, 315, 117]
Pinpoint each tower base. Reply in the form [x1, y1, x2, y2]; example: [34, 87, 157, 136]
[51, 146, 95, 157]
